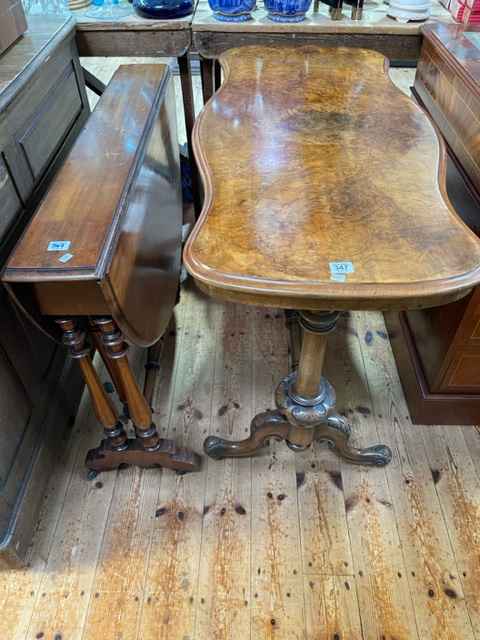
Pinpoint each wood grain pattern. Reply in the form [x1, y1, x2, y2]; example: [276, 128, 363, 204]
[184, 45, 480, 311]
[5, 65, 166, 274]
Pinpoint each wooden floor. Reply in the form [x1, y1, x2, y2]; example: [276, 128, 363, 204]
[2, 285, 480, 640]
[1, 63, 479, 639]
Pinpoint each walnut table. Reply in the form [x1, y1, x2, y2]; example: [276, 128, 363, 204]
[184, 45, 480, 465]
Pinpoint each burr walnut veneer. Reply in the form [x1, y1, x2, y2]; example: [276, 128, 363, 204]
[3, 64, 201, 475]
[184, 46, 480, 463]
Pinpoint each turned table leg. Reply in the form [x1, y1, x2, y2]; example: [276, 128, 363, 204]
[87, 318, 201, 473]
[89, 319, 129, 414]
[56, 319, 128, 453]
[204, 310, 392, 467]
[91, 318, 161, 450]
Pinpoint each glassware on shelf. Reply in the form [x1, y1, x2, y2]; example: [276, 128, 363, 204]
[207, 0, 256, 21]
[133, 0, 192, 19]
[264, 0, 312, 20]
[85, 0, 132, 19]
[23, 0, 69, 15]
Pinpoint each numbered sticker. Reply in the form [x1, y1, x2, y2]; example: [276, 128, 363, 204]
[48, 241, 71, 252]
[329, 261, 354, 282]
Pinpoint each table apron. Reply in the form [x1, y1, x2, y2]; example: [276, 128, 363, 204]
[192, 31, 421, 63]
[76, 28, 191, 57]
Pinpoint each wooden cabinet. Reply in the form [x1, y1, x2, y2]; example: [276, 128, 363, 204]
[0, 15, 88, 566]
[385, 25, 480, 424]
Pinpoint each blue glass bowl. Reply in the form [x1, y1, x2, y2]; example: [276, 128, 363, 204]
[208, 0, 255, 21]
[133, 0, 193, 18]
[264, 0, 312, 21]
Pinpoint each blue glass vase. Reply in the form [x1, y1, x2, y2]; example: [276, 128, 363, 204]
[133, 0, 192, 18]
[208, 0, 255, 21]
[264, 0, 312, 21]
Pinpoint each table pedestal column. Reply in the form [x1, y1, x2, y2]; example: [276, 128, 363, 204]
[204, 311, 392, 467]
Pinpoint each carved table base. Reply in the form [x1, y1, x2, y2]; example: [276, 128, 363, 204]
[57, 317, 201, 476]
[86, 437, 201, 474]
[204, 311, 392, 467]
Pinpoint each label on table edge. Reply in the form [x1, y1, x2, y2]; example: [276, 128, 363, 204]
[329, 261, 354, 282]
[48, 241, 71, 252]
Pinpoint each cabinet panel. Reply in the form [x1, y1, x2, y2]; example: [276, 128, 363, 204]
[0, 154, 22, 237]
[0, 345, 32, 488]
[18, 63, 82, 181]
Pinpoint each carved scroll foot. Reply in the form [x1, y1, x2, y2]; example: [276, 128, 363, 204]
[86, 437, 202, 473]
[318, 413, 393, 467]
[204, 411, 290, 459]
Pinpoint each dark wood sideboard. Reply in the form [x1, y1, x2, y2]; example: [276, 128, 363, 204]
[385, 24, 480, 425]
[0, 15, 89, 566]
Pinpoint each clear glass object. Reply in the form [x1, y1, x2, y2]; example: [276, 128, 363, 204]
[23, 0, 69, 15]
[85, 0, 133, 19]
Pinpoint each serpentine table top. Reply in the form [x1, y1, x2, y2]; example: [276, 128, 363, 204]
[184, 45, 480, 312]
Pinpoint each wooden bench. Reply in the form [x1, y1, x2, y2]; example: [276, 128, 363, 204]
[3, 64, 201, 475]
[184, 45, 480, 465]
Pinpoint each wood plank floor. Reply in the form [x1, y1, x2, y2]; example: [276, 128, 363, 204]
[2, 62, 479, 639]
[3, 285, 479, 640]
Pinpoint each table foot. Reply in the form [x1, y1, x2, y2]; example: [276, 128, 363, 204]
[86, 437, 201, 473]
[319, 413, 392, 466]
[204, 411, 289, 459]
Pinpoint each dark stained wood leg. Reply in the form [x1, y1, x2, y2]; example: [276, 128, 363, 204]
[90, 317, 201, 473]
[203, 311, 392, 466]
[178, 54, 202, 218]
[56, 319, 128, 452]
[143, 337, 164, 410]
[82, 66, 107, 96]
[200, 57, 215, 104]
[214, 59, 222, 91]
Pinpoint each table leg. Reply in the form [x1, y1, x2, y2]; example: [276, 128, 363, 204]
[178, 53, 202, 217]
[57, 317, 201, 475]
[90, 319, 129, 415]
[56, 319, 128, 454]
[204, 310, 392, 466]
[200, 57, 215, 104]
[88, 317, 201, 473]
[214, 59, 222, 91]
